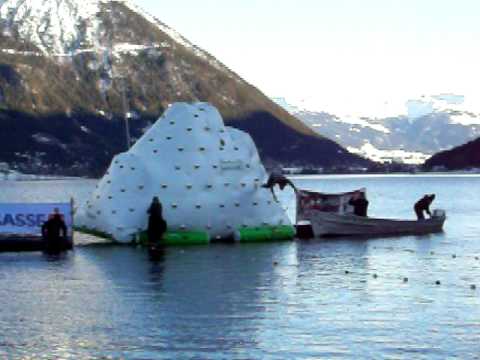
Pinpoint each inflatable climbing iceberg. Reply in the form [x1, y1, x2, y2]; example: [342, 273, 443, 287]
[76, 102, 292, 242]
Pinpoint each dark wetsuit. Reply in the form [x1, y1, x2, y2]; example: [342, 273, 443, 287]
[349, 198, 369, 217]
[147, 202, 167, 245]
[42, 215, 67, 251]
[414, 195, 434, 220]
[261, 173, 297, 202]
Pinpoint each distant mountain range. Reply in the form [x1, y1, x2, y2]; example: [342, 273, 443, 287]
[273, 96, 480, 165]
[0, 0, 369, 176]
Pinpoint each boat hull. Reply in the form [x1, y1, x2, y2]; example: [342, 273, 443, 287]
[308, 212, 446, 237]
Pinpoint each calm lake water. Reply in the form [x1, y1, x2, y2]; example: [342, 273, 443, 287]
[0, 175, 479, 359]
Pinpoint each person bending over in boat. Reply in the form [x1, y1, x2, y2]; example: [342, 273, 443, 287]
[348, 191, 369, 217]
[261, 173, 297, 203]
[147, 196, 167, 248]
[414, 194, 435, 220]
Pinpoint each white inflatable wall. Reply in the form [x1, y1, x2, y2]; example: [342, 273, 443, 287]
[76, 102, 291, 242]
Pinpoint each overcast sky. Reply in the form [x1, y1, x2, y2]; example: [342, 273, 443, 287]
[135, 0, 480, 116]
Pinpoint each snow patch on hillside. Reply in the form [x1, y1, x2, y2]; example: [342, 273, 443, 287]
[348, 143, 430, 165]
[0, 0, 233, 78]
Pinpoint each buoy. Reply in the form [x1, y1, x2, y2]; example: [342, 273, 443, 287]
[273, 261, 278, 266]
[471, 284, 476, 290]
[373, 274, 378, 279]
[435, 280, 441, 285]
[403, 277, 408, 283]
[345, 270, 350, 274]
[452, 254, 457, 258]
[475, 256, 479, 260]
[430, 251, 434, 255]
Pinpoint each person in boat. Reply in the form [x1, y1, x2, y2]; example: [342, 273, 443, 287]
[41, 208, 68, 252]
[147, 196, 167, 248]
[348, 191, 369, 217]
[414, 194, 435, 220]
[261, 173, 297, 202]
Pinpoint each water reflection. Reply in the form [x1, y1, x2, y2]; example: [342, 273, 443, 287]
[1, 176, 480, 358]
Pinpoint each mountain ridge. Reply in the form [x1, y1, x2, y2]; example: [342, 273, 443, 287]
[0, 0, 370, 175]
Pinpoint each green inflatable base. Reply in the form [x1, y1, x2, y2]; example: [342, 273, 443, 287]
[138, 230, 210, 246]
[236, 225, 295, 242]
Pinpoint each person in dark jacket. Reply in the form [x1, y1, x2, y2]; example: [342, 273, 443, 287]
[414, 194, 435, 220]
[42, 208, 68, 252]
[348, 191, 369, 217]
[261, 173, 297, 202]
[147, 197, 167, 247]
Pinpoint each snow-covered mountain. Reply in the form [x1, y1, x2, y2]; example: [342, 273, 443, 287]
[0, 0, 371, 175]
[274, 95, 480, 164]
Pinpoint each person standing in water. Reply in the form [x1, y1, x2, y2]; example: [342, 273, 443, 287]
[42, 208, 68, 252]
[147, 197, 167, 247]
[261, 173, 297, 202]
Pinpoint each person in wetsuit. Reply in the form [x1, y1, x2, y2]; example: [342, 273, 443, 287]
[261, 173, 297, 202]
[42, 208, 68, 252]
[348, 191, 369, 217]
[147, 197, 167, 248]
[414, 194, 435, 220]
